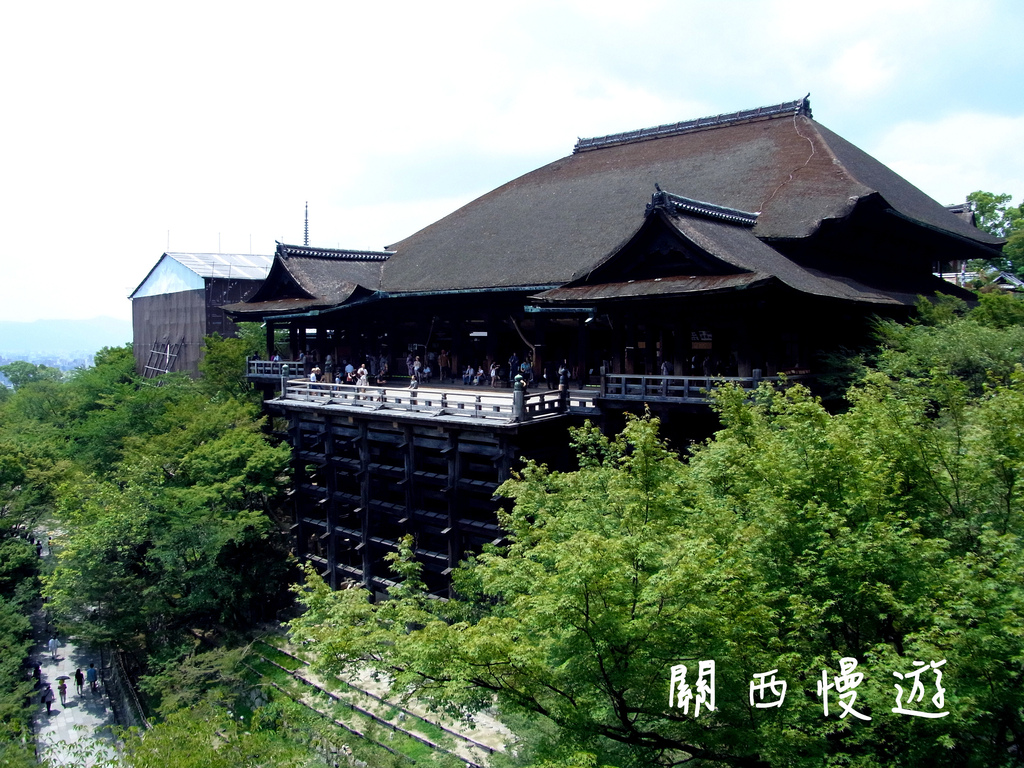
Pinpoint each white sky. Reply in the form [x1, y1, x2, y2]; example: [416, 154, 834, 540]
[1, 0, 1022, 323]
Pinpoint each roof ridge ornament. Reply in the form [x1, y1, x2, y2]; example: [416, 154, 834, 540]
[574, 96, 812, 154]
[276, 242, 393, 261]
[645, 188, 759, 227]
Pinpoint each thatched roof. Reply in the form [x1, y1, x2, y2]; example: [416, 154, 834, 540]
[381, 97, 1000, 295]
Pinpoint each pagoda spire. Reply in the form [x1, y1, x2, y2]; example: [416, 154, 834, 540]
[304, 201, 309, 246]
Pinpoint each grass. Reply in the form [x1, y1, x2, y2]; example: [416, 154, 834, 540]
[252, 640, 303, 671]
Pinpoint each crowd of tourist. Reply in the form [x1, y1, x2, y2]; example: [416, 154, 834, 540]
[287, 346, 571, 391]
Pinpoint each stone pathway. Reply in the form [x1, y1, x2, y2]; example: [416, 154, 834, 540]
[31, 634, 118, 765]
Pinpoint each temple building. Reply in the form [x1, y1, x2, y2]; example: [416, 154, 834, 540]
[227, 97, 1002, 595]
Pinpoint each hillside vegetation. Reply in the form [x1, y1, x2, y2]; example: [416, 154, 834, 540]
[6, 297, 1024, 766]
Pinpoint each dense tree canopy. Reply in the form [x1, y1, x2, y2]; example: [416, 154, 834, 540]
[290, 294, 1024, 767]
[967, 190, 1024, 276]
[0, 340, 294, 708]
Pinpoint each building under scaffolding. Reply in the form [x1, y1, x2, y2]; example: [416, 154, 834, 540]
[129, 252, 272, 377]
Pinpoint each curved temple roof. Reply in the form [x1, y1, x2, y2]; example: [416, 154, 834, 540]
[224, 243, 391, 317]
[229, 98, 1000, 321]
[379, 97, 1000, 295]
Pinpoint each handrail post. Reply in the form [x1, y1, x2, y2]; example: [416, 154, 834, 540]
[512, 374, 525, 422]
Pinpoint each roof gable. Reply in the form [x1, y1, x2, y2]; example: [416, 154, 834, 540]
[227, 243, 392, 317]
[247, 258, 316, 303]
[580, 193, 758, 284]
[130, 254, 205, 299]
[534, 188, 970, 308]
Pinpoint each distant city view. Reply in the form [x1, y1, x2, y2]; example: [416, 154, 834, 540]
[0, 317, 132, 381]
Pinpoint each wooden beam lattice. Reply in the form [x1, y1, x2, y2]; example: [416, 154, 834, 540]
[143, 338, 184, 378]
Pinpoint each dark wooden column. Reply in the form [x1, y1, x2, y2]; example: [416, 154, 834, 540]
[402, 424, 416, 540]
[357, 421, 371, 588]
[323, 419, 338, 590]
[576, 317, 589, 387]
[266, 321, 276, 359]
[533, 315, 547, 379]
[445, 430, 460, 597]
[289, 414, 308, 560]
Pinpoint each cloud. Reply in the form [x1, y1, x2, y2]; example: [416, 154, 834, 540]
[870, 112, 1024, 205]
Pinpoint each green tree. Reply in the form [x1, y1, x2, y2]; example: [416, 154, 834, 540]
[0, 361, 63, 390]
[0, 337, 294, 661]
[44, 702, 327, 768]
[199, 333, 256, 401]
[967, 190, 1024, 275]
[45, 385, 292, 655]
[290, 364, 1024, 766]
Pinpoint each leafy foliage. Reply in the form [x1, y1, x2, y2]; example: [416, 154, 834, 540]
[199, 333, 258, 401]
[44, 391, 292, 653]
[290, 302, 1024, 766]
[0, 339, 303, 760]
[44, 701, 329, 768]
[0, 361, 63, 390]
[967, 190, 1024, 275]
[0, 341, 293, 667]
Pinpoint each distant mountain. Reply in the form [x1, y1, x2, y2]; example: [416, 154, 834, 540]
[0, 317, 132, 357]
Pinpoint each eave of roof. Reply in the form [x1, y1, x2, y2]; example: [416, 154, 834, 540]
[225, 283, 376, 318]
[534, 273, 772, 302]
[243, 245, 389, 308]
[534, 199, 959, 308]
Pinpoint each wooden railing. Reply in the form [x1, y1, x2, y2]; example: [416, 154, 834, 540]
[600, 373, 812, 402]
[259, 364, 811, 414]
[247, 359, 302, 377]
[277, 380, 578, 423]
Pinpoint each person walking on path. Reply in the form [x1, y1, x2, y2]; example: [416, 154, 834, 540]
[57, 678, 67, 706]
[86, 663, 98, 693]
[41, 684, 55, 714]
[74, 668, 84, 695]
[47, 636, 58, 660]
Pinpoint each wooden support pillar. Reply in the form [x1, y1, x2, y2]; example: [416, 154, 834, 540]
[323, 419, 338, 590]
[403, 424, 416, 537]
[496, 436, 514, 484]
[289, 414, 308, 559]
[445, 430, 460, 598]
[735, 321, 753, 378]
[620, 317, 633, 375]
[533, 316, 547, 381]
[577, 317, 589, 388]
[357, 421, 371, 588]
[484, 311, 498, 368]
[289, 325, 298, 360]
[266, 321, 276, 359]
